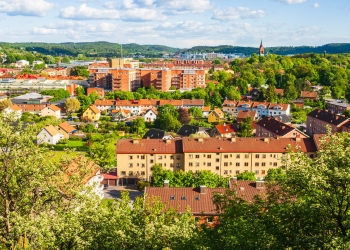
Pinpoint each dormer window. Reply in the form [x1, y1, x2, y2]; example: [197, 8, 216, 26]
[195, 196, 200, 201]
[181, 196, 186, 200]
[170, 196, 175, 200]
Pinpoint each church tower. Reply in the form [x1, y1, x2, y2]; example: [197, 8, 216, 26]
[259, 39, 264, 56]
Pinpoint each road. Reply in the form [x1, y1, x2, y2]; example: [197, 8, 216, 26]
[103, 185, 143, 201]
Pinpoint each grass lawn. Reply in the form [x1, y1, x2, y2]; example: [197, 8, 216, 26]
[67, 140, 84, 147]
[46, 151, 86, 163]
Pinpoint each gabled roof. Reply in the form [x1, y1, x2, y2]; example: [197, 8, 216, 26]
[272, 115, 291, 124]
[43, 125, 60, 137]
[159, 100, 182, 106]
[229, 180, 268, 203]
[222, 100, 238, 107]
[117, 138, 183, 154]
[182, 99, 204, 106]
[211, 108, 224, 117]
[47, 105, 61, 112]
[301, 91, 318, 98]
[145, 108, 158, 115]
[88, 105, 100, 114]
[215, 123, 236, 135]
[142, 128, 169, 139]
[58, 121, 76, 134]
[95, 99, 115, 106]
[256, 117, 295, 136]
[275, 89, 284, 96]
[8, 105, 22, 112]
[202, 106, 210, 112]
[307, 109, 349, 126]
[237, 110, 257, 120]
[177, 125, 204, 137]
[268, 103, 289, 111]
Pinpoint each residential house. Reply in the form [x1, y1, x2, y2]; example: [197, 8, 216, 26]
[115, 100, 142, 115]
[37, 125, 63, 145]
[267, 103, 290, 117]
[112, 109, 131, 121]
[143, 108, 158, 122]
[87, 87, 105, 98]
[182, 99, 205, 109]
[275, 89, 284, 97]
[306, 109, 349, 135]
[139, 99, 158, 113]
[202, 106, 211, 118]
[116, 137, 317, 180]
[272, 114, 291, 124]
[256, 117, 308, 138]
[83, 105, 101, 121]
[177, 125, 210, 137]
[236, 110, 257, 123]
[142, 128, 174, 140]
[301, 91, 318, 101]
[326, 100, 350, 114]
[102, 172, 119, 186]
[210, 123, 237, 138]
[94, 99, 116, 113]
[2, 105, 22, 120]
[208, 108, 225, 123]
[41, 105, 61, 119]
[222, 100, 238, 116]
[15, 60, 29, 68]
[158, 99, 182, 109]
[57, 121, 77, 138]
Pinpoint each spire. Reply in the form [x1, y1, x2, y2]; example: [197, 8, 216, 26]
[260, 38, 263, 48]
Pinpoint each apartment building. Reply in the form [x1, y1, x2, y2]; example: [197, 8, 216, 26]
[326, 100, 350, 114]
[116, 137, 317, 181]
[306, 109, 349, 135]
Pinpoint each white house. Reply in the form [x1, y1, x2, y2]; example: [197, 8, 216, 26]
[41, 105, 61, 119]
[202, 106, 211, 118]
[143, 108, 158, 122]
[94, 99, 116, 113]
[33, 61, 44, 67]
[37, 125, 63, 145]
[2, 105, 22, 120]
[15, 60, 29, 68]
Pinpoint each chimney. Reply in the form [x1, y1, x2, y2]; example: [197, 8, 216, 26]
[200, 185, 206, 194]
[164, 180, 169, 188]
[133, 139, 139, 144]
[264, 138, 269, 143]
[230, 137, 236, 142]
[165, 139, 171, 145]
[282, 126, 285, 130]
[256, 181, 264, 189]
[198, 138, 203, 143]
[296, 134, 301, 142]
[232, 176, 237, 181]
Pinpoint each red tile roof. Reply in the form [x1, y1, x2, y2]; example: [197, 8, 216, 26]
[48, 105, 61, 112]
[116, 139, 183, 154]
[202, 106, 210, 112]
[182, 99, 204, 106]
[95, 99, 115, 106]
[275, 89, 284, 96]
[307, 109, 348, 126]
[215, 124, 236, 135]
[159, 100, 182, 106]
[301, 91, 318, 98]
[88, 105, 100, 114]
[58, 121, 76, 134]
[237, 110, 257, 120]
[9, 104, 22, 111]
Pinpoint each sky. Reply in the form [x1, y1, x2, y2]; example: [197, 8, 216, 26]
[0, 0, 349, 48]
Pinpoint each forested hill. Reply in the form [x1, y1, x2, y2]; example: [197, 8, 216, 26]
[184, 43, 350, 55]
[1, 41, 350, 57]
[0, 41, 179, 58]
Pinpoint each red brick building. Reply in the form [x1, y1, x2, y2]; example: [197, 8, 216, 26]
[306, 109, 349, 135]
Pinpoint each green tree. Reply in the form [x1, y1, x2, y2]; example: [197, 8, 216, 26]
[154, 104, 181, 132]
[237, 117, 253, 137]
[131, 117, 146, 134]
[89, 139, 116, 170]
[65, 97, 81, 114]
[236, 171, 256, 180]
[178, 108, 191, 125]
[70, 66, 89, 78]
[264, 168, 286, 182]
[188, 107, 203, 119]
[264, 84, 277, 103]
[0, 99, 12, 111]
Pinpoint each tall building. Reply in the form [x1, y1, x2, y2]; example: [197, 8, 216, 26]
[259, 39, 265, 56]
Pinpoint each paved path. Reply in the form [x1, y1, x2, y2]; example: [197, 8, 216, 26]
[103, 185, 143, 201]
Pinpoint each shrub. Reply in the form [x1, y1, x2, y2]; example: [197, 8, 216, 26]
[137, 180, 150, 191]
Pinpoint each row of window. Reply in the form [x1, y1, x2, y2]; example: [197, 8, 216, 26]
[188, 153, 279, 159]
[129, 155, 182, 160]
[188, 162, 278, 167]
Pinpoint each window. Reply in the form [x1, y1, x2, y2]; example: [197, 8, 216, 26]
[216, 166, 219, 170]
[236, 162, 240, 167]
[224, 154, 228, 159]
[128, 163, 133, 167]
[137, 163, 139, 167]
[207, 155, 211, 159]
[195, 162, 200, 167]
[203, 154, 206, 157]
[262, 154, 266, 158]
[121, 171, 126, 176]
[270, 162, 273, 166]
[310, 154, 314, 158]
[255, 162, 259, 167]
[236, 170, 240, 174]
[195, 196, 200, 201]
[170, 155, 174, 159]
[141, 163, 145, 168]
[255, 154, 260, 158]
[261, 170, 266, 174]
[176, 163, 181, 168]
[262, 162, 266, 167]
[255, 170, 259, 174]
[170, 196, 175, 200]
[170, 163, 174, 167]
[141, 171, 145, 175]
[195, 154, 200, 159]
[224, 170, 228, 174]
[245, 154, 249, 158]
[273, 162, 278, 166]
[244, 162, 249, 167]
[236, 154, 240, 159]
[224, 162, 228, 166]
[141, 155, 145, 159]
[207, 162, 211, 166]
[150, 160, 154, 164]
[158, 156, 162, 160]
[189, 154, 193, 159]
[215, 159, 220, 163]
[128, 171, 133, 176]
[176, 155, 181, 160]
[189, 162, 193, 167]
[274, 154, 278, 158]
[181, 196, 186, 200]
[216, 153, 220, 155]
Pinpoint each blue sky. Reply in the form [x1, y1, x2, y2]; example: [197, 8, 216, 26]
[0, 0, 349, 48]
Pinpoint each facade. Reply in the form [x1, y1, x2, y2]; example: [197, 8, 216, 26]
[256, 117, 308, 138]
[306, 109, 349, 135]
[37, 125, 63, 145]
[111, 109, 131, 121]
[94, 99, 116, 112]
[116, 137, 317, 180]
[87, 87, 105, 98]
[41, 105, 61, 118]
[115, 100, 142, 115]
[300, 91, 318, 101]
[2, 105, 22, 120]
[57, 121, 76, 139]
[326, 100, 350, 114]
[202, 106, 211, 117]
[208, 108, 225, 123]
[83, 105, 101, 121]
[211, 123, 237, 138]
[182, 99, 205, 109]
[143, 108, 158, 122]
[236, 110, 258, 123]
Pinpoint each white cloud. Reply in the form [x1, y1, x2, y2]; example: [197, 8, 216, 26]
[33, 27, 59, 35]
[274, 0, 307, 4]
[213, 7, 266, 21]
[313, 3, 320, 8]
[155, 0, 211, 14]
[121, 8, 166, 21]
[0, 0, 54, 17]
[59, 4, 120, 20]
[123, 0, 137, 9]
[98, 22, 118, 32]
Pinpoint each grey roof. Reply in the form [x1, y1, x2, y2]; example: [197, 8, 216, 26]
[177, 125, 208, 137]
[143, 128, 169, 139]
[327, 100, 350, 108]
[272, 115, 291, 124]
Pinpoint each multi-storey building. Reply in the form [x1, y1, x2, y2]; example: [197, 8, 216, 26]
[256, 117, 308, 138]
[116, 137, 317, 181]
[326, 100, 350, 114]
[306, 109, 349, 135]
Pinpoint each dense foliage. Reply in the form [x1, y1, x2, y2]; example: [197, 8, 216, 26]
[40, 89, 70, 102]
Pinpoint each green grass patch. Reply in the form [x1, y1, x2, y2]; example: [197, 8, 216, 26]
[67, 140, 84, 147]
[46, 151, 86, 163]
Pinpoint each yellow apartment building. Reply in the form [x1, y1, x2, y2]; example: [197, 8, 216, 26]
[116, 137, 317, 181]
